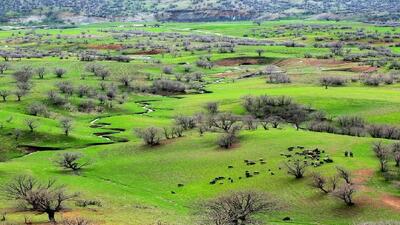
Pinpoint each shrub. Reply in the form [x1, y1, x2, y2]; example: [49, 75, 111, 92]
[362, 76, 381, 86]
[152, 79, 186, 94]
[135, 127, 162, 146]
[217, 124, 241, 149]
[59, 117, 73, 136]
[174, 115, 196, 130]
[54, 68, 67, 78]
[75, 199, 102, 208]
[337, 116, 365, 136]
[319, 76, 347, 89]
[78, 100, 96, 112]
[284, 159, 308, 178]
[48, 90, 67, 106]
[267, 73, 291, 84]
[204, 102, 219, 114]
[308, 121, 337, 133]
[56, 152, 89, 172]
[162, 66, 173, 74]
[57, 81, 74, 96]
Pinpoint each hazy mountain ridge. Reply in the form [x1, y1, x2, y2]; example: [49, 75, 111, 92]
[0, 0, 399, 23]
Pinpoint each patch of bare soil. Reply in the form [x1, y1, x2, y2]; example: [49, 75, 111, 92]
[353, 169, 375, 184]
[88, 44, 124, 50]
[132, 49, 163, 55]
[353, 169, 400, 211]
[277, 58, 378, 73]
[214, 72, 237, 78]
[215, 57, 273, 66]
[276, 58, 345, 67]
[381, 195, 400, 211]
[350, 66, 378, 73]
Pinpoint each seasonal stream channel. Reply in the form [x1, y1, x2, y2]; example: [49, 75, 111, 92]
[18, 101, 156, 155]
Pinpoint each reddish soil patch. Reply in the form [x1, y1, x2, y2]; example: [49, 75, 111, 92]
[353, 169, 374, 184]
[132, 49, 163, 55]
[276, 58, 345, 67]
[277, 58, 377, 73]
[215, 57, 272, 66]
[88, 44, 124, 50]
[214, 72, 237, 78]
[381, 195, 400, 211]
[350, 66, 378, 73]
[353, 169, 375, 192]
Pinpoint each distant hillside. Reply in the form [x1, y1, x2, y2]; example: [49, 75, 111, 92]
[1, 0, 399, 23]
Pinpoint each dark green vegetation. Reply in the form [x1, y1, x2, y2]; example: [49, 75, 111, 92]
[0, 20, 399, 224]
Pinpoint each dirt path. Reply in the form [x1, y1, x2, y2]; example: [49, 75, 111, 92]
[381, 195, 400, 210]
[353, 168, 400, 211]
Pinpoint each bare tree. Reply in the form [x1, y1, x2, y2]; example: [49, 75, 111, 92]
[119, 75, 133, 87]
[15, 88, 27, 101]
[311, 173, 329, 193]
[373, 142, 390, 172]
[59, 118, 73, 136]
[134, 127, 162, 146]
[266, 116, 283, 128]
[200, 190, 278, 225]
[25, 118, 38, 132]
[391, 142, 400, 167]
[242, 116, 258, 130]
[13, 68, 33, 83]
[27, 102, 49, 117]
[336, 167, 352, 184]
[217, 125, 241, 149]
[85, 63, 103, 74]
[332, 183, 356, 206]
[0, 62, 9, 74]
[94, 68, 110, 80]
[284, 159, 308, 179]
[56, 152, 89, 172]
[174, 115, 196, 130]
[211, 113, 239, 132]
[0, 90, 10, 102]
[204, 102, 219, 114]
[36, 67, 46, 79]
[4, 175, 78, 222]
[256, 49, 265, 57]
[13, 129, 22, 141]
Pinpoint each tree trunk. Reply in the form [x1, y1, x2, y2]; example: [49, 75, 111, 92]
[47, 211, 56, 223]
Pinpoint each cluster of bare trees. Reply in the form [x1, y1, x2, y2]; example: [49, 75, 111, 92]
[372, 142, 400, 177]
[243, 95, 310, 130]
[309, 115, 400, 141]
[311, 167, 357, 206]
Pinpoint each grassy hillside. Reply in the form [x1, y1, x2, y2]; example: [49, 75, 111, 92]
[0, 20, 399, 224]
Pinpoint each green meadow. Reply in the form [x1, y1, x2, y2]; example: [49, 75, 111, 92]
[0, 20, 399, 224]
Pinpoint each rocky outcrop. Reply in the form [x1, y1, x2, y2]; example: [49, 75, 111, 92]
[156, 9, 260, 22]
